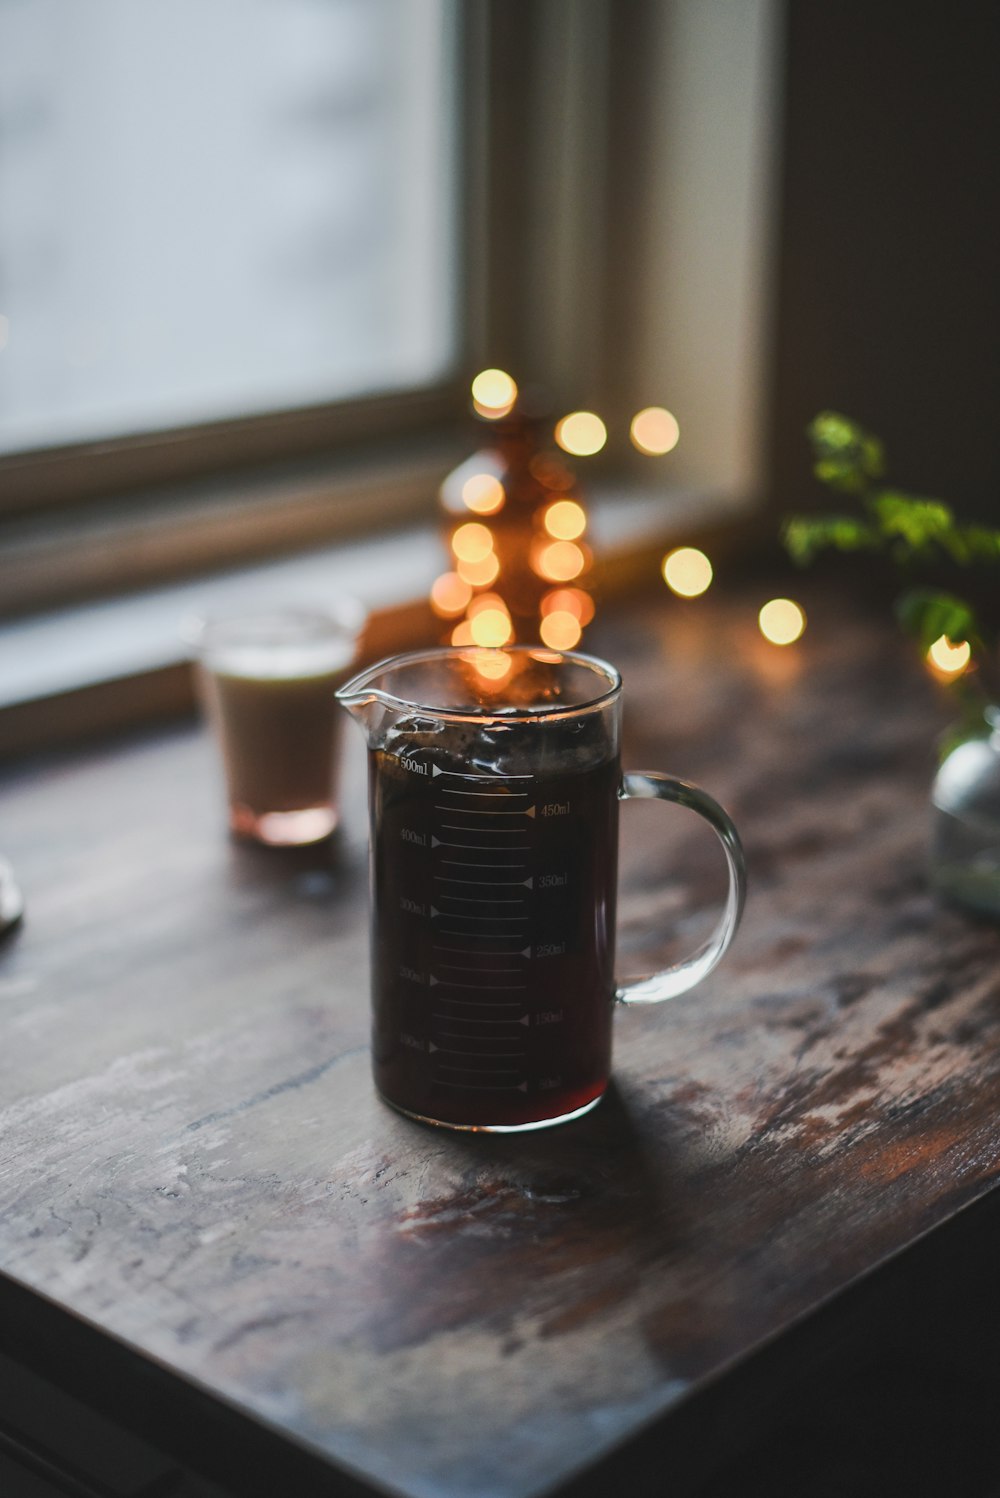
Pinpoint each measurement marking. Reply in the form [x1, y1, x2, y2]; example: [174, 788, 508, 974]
[435, 769, 533, 780]
[433, 980, 527, 990]
[435, 840, 531, 851]
[440, 892, 526, 904]
[439, 789, 529, 800]
[439, 1068, 524, 1080]
[435, 876, 528, 887]
[435, 951, 529, 960]
[436, 1036, 524, 1047]
[435, 1048, 525, 1058]
[433, 996, 527, 1005]
[434, 807, 531, 816]
[434, 942, 528, 951]
[435, 1017, 525, 1027]
[436, 925, 528, 935]
[437, 910, 529, 922]
[435, 1014, 527, 1024]
[434, 928, 526, 940]
[437, 898, 525, 908]
[437, 964, 525, 973]
[439, 826, 529, 836]
[432, 1014, 527, 1025]
[441, 860, 528, 869]
[433, 904, 526, 916]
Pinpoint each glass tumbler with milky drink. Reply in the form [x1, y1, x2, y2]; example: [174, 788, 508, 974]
[193, 605, 362, 846]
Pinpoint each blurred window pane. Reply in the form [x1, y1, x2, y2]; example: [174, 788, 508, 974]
[0, 0, 458, 454]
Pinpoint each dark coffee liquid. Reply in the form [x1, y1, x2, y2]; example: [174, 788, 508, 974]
[368, 739, 619, 1128]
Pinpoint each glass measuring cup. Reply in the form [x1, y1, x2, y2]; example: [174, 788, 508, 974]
[337, 645, 746, 1132]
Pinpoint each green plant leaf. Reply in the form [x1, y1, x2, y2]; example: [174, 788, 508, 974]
[782, 514, 881, 564]
[947, 525, 1000, 564]
[895, 588, 978, 652]
[784, 415, 1000, 678]
[808, 411, 885, 493]
[871, 491, 955, 551]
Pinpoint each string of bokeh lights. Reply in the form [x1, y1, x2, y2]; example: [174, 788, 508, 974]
[438, 370, 974, 683]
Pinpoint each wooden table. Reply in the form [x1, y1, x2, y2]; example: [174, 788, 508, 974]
[2, 580, 999, 1497]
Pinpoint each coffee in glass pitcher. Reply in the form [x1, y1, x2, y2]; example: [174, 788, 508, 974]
[339, 646, 745, 1131]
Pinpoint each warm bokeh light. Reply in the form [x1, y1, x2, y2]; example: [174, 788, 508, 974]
[554, 411, 607, 457]
[471, 368, 517, 418]
[630, 406, 680, 455]
[466, 649, 513, 682]
[540, 587, 595, 626]
[758, 598, 806, 646]
[543, 499, 587, 541]
[451, 521, 494, 563]
[539, 610, 583, 650]
[430, 571, 474, 618]
[456, 552, 501, 587]
[469, 608, 514, 647]
[467, 591, 508, 619]
[662, 547, 713, 598]
[927, 635, 972, 678]
[451, 620, 476, 646]
[533, 539, 586, 582]
[461, 472, 505, 515]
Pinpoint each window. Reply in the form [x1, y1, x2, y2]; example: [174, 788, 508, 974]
[0, 1, 783, 620]
[0, 0, 459, 455]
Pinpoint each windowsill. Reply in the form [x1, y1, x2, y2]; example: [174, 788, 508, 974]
[0, 482, 751, 760]
[0, 425, 465, 616]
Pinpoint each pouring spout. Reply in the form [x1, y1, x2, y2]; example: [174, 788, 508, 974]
[334, 687, 377, 728]
[335, 662, 401, 739]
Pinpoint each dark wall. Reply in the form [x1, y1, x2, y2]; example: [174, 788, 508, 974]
[768, 1, 999, 519]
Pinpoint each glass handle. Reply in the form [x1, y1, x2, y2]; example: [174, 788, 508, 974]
[616, 771, 747, 1004]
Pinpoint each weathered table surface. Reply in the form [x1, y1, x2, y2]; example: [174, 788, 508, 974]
[2, 581, 999, 1498]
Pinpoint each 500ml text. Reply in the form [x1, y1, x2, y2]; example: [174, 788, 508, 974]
[395, 754, 428, 776]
